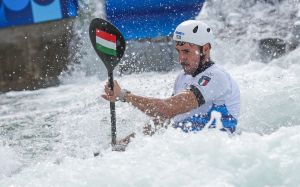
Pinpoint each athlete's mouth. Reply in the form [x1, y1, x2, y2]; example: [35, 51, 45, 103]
[180, 62, 189, 67]
[181, 63, 190, 70]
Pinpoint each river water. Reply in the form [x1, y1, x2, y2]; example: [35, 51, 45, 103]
[0, 0, 300, 186]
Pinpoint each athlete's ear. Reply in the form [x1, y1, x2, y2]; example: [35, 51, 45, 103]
[203, 43, 210, 52]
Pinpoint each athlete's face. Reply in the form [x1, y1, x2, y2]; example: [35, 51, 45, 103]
[175, 42, 201, 75]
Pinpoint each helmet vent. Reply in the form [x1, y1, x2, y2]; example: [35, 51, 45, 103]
[193, 26, 198, 33]
[207, 28, 211, 32]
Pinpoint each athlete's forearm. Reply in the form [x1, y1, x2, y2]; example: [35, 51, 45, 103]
[123, 91, 198, 119]
[123, 93, 174, 119]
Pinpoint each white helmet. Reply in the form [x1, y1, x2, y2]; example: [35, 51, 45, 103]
[173, 20, 214, 47]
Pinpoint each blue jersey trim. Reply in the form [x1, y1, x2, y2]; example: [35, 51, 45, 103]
[173, 104, 237, 133]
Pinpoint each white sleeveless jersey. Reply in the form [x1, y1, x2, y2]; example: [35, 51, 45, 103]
[173, 64, 240, 124]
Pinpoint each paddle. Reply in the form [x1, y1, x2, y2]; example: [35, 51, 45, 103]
[89, 18, 126, 149]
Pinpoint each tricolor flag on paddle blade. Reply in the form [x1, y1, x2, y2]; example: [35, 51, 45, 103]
[96, 28, 117, 56]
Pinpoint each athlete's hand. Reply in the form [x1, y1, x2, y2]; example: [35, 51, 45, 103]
[101, 80, 121, 102]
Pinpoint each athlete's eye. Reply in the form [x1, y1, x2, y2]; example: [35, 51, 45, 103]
[183, 50, 190, 54]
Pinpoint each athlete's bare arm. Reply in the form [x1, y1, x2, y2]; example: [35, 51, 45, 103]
[101, 80, 199, 119]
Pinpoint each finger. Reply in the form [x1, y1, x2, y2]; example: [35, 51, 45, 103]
[104, 82, 113, 90]
[104, 89, 114, 96]
[102, 94, 113, 100]
[101, 94, 108, 100]
[101, 94, 115, 101]
[104, 84, 111, 91]
[104, 86, 110, 93]
[104, 85, 114, 92]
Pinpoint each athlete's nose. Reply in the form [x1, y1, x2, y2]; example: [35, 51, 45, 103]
[179, 53, 187, 63]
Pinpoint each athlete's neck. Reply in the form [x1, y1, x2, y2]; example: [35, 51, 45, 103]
[191, 60, 214, 77]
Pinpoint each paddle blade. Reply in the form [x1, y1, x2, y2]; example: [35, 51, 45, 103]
[89, 18, 126, 71]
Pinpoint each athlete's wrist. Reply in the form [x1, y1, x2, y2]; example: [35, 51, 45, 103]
[117, 89, 131, 102]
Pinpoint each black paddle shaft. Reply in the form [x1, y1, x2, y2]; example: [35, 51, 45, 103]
[108, 71, 117, 145]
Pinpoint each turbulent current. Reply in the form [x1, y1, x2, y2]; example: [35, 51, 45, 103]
[1, 0, 300, 186]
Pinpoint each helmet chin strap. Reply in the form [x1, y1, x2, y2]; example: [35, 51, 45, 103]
[192, 46, 207, 77]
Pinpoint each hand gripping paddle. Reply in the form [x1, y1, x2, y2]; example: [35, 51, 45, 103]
[89, 18, 126, 148]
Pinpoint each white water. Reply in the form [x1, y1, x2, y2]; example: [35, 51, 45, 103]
[1, 0, 300, 186]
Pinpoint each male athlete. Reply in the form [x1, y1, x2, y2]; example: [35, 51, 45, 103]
[102, 20, 240, 138]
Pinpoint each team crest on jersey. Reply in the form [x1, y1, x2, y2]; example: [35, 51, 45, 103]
[198, 76, 211, 86]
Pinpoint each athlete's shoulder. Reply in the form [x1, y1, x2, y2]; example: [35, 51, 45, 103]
[193, 64, 232, 89]
[207, 64, 226, 73]
[205, 64, 230, 79]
